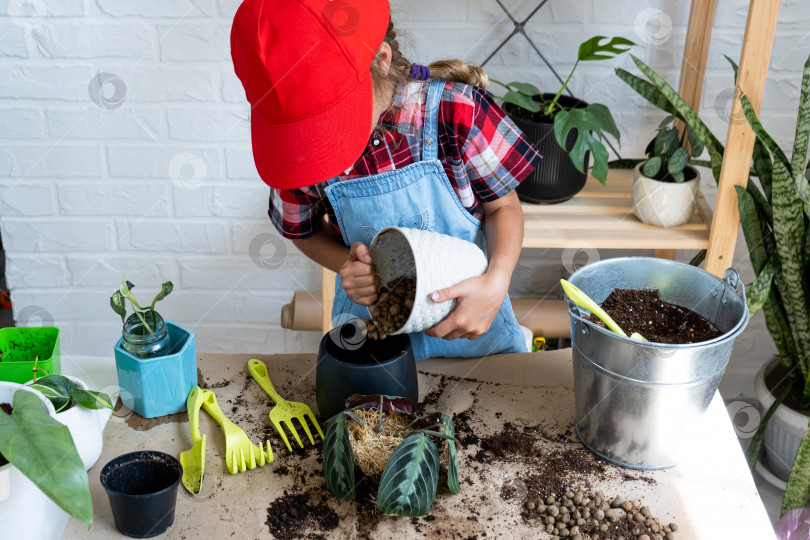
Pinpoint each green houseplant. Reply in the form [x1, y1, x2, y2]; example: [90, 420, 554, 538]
[631, 115, 704, 227]
[0, 384, 93, 532]
[491, 36, 633, 203]
[616, 51, 810, 515]
[322, 394, 459, 517]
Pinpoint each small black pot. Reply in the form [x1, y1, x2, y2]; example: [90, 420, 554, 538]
[505, 94, 590, 204]
[316, 322, 418, 420]
[100, 450, 183, 538]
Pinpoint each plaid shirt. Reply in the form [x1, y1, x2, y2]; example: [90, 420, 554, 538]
[268, 80, 542, 240]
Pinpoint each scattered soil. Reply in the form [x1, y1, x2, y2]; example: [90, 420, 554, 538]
[479, 422, 537, 459]
[367, 276, 415, 339]
[183, 360, 673, 538]
[523, 447, 607, 500]
[452, 409, 479, 448]
[0, 403, 11, 466]
[265, 491, 339, 539]
[589, 288, 722, 344]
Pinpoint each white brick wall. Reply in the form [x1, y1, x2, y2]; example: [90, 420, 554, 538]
[0, 0, 798, 400]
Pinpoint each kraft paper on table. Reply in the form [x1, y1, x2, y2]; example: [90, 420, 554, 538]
[63, 350, 774, 539]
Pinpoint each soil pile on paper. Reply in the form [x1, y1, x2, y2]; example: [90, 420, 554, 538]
[589, 288, 721, 344]
[266, 492, 339, 539]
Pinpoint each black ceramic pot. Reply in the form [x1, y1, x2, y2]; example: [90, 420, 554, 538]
[505, 94, 590, 204]
[100, 450, 182, 538]
[316, 321, 418, 420]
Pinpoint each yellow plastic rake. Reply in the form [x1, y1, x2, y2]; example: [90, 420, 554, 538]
[199, 388, 273, 474]
[248, 359, 325, 452]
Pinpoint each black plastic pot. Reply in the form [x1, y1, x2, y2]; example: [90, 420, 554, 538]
[316, 321, 418, 420]
[505, 94, 590, 204]
[100, 450, 183, 538]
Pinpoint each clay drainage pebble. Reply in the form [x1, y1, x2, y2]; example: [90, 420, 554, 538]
[522, 490, 678, 540]
[366, 276, 416, 339]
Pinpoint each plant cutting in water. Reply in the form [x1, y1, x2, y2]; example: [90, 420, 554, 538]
[323, 394, 459, 517]
[110, 277, 173, 335]
[490, 36, 634, 185]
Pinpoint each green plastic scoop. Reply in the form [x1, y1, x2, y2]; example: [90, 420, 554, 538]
[560, 279, 648, 341]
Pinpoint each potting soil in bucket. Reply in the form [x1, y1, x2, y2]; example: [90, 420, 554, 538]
[566, 257, 749, 469]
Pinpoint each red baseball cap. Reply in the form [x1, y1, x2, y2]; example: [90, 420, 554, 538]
[231, 0, 391, 190]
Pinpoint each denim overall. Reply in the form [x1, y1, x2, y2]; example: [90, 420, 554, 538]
[324, 80, 526, 360]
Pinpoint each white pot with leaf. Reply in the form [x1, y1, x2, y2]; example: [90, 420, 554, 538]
[632, 115, 702, 228]
[27, 374, 113, 470]
[0, 382, 93, 538]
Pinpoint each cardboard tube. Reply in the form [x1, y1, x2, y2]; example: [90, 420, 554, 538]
[511, 298, 570, 339]
[280, 291, 323, 331]
[280, 291, 570, 338]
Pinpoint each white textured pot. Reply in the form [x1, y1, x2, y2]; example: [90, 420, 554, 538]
[369, 227, 488, 334]
[27, 376, 105, 471]
[754, 357, 809, 486]
[632, 163, 700, 228]
[0, 382, 70, 540]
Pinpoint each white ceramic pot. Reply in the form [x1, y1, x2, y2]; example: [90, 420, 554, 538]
[0, 382, 70, 540]
[368, 227, 488, 334]
[34, 376, 105, 471]
[632, 163, 700, 228]
[754, 357, 809, 486]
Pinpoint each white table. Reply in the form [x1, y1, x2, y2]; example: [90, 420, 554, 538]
[60, 351, 776, 539]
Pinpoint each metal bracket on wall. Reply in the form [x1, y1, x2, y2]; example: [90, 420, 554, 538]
[480, 0, 571, 96]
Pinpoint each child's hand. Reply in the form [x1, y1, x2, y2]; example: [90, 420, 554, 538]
[425, 272, 509, 340]
[339, 242, 379, 306]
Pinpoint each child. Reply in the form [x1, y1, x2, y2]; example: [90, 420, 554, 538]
[231, 0, 542, 360]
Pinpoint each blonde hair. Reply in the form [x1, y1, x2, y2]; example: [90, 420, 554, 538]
[370, 21, 489, 92]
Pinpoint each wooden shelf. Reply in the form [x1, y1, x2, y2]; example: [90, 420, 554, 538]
[521, 169, 713, 251]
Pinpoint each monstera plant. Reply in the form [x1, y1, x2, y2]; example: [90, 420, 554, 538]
[490, 36, 633, 203]
[322, 394, 459, 517]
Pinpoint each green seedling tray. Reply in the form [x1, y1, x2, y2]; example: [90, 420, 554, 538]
[0, 327, 61, 383]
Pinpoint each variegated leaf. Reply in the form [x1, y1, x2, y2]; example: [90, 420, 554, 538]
[323, 412, 356, 500]
[740, 94, 792, 171]
[770, 158, 810, 380]
[442, 413, 460, 494]
[782, 428, 810, 515]
[377, 434, 439, 517]
[746, 259, 775, 316]
[614, 68, 679, 117]
[790, 54, 810, 182]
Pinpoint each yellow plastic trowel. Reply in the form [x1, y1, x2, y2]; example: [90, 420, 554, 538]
[560, 279, 648, 341]
[180, 386, 206, 494]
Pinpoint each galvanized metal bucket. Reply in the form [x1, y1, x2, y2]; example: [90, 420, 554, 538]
[567, 257, 749, 469]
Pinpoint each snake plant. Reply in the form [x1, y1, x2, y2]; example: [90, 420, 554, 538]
[617, 52, 810, 516]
